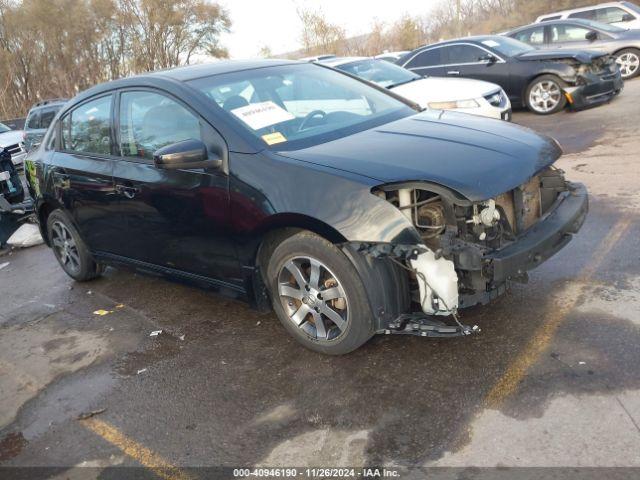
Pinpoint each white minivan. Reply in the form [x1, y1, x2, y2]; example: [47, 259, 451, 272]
[536, 1, 640, 30]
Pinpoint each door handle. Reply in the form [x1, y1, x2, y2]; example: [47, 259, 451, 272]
[115, 184, 140, 199]
[447, 70, 460, 75]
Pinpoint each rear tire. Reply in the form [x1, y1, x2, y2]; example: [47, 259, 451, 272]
[46, 209, 103, 282]
[525, 75, 567, 115]
[266, 231, 374, 355]
[614, 48, 640, 79]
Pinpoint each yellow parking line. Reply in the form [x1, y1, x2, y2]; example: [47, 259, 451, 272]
[81, 418, 191, 480]
[484, 216, 632, 408]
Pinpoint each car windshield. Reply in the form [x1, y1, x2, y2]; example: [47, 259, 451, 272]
[481, 37, 534, 56]
[335, 59, 421, 88]
[577, 19, 627, 32]
[189, 63, 414, 149]
[0, 123, 10, 133]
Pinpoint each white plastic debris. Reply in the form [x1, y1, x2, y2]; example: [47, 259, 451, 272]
[579, 361, 586, 365]
[6, 223, 44, 248]
[149, 330, 162, 337]
[178, 334, 185, 341]
[0, 261, 9, 271]
[136, 368, 147, 375]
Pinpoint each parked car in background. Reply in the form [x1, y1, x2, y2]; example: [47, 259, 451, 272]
[26, 59, 587, 354]
[506, 19, 640, 79]
[374, 51, 411, 62]
[23, 99, 67, 151]
[397, 35, 623, 114]
[0, 122, 26, 166]
[536, 1, 640, 29]
[321, 56, 512, 120]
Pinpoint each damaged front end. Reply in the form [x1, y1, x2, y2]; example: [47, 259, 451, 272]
[560, 55, 623, 109]
[351, 166, 588, 337]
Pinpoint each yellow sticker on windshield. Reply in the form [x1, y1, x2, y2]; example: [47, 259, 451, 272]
[261, 132, 287, 145]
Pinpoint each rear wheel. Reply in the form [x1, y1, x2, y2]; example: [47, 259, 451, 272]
[266, 231, 375, 355]
[615, 48, 640, 79]
[525, 75, 567, 115]
[46, 209, 103, 281]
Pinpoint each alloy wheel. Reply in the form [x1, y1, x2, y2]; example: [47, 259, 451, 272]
[616, 52, 640, 78]
[51, 220, 81, 275]
[529, 80, 562, 113]
[277, 256, 349, 341]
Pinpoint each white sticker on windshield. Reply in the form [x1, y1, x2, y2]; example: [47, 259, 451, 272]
[482, 40, 500, 48]
[230, 101, 295, 130]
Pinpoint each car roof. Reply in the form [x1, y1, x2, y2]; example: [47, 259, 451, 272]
[412, 35, 505, 51]
[508, 18, 609, 33]
[319, 56, 370, 67]
[146, 59, 298, 81]
[537, 1, 628, 18]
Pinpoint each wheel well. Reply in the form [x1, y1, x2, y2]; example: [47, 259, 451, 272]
[613, 47, 640, 55]
[37, 202, 54, 245]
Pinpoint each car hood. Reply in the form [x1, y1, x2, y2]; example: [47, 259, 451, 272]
[0, 130, 23, 147]
[516, 49, 607, 63]
[276, 110, 561, 202]
[390, 77, 501, 106]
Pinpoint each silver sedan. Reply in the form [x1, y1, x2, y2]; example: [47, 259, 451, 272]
[505, 18, 640, 79]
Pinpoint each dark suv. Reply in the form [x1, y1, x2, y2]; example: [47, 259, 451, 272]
[25, 60, 587, 354]
[23, 99, 68, 151]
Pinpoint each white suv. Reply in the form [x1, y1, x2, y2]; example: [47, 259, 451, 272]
[536, 2, 640, 29]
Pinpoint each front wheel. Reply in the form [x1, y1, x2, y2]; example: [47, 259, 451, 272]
[266, 231, 375, 355]
[615, 48, 640, 79]
[525, 75, 567, 115]
[46, 209, 104, 281]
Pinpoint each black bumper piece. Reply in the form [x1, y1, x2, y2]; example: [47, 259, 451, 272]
[568, 71, 624, 110]
[486, 182, 588, 284]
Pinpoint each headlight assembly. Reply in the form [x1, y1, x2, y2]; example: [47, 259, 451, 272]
[428, 98, 480, 109]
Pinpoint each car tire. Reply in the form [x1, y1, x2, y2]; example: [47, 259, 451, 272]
[266, 231, 375, 355]
[614, 48, 640, 79]
[46, 209, 104, 282]
[525, 75, 567, 115]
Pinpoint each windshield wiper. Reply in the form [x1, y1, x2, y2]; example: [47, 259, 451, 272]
[388, 77, 421, 89]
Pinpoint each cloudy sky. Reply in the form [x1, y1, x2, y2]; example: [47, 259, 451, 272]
[219, 0, 441, 58]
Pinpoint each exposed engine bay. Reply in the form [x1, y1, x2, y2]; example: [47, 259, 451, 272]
[364, 166, 582, 332]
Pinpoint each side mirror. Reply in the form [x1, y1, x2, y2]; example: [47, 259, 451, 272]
[585, 30, 598, 41]
[153, 139, 222, 170]
[622, 13, 635, 22]
[479, 53, 497, 64]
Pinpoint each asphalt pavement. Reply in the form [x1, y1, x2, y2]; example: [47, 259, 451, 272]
[1, 80, 639, 479]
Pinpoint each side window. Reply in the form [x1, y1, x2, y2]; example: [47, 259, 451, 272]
[442, 45, 486, 64]
[61, 95, 112, 155]
[40, 109, 57, 130]
[513, 26, 545, 45]
[550, 25, 592, 43]
[595, 7, 630, 23]
[25, 111, 40, 130]
[119, 91, 201, 160]
[405, 48, 442, 69]
[569, 10, 596, 20]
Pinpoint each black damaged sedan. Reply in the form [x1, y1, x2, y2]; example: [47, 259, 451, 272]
[397, 35, 623, 114]
[25, 60, 588, 354]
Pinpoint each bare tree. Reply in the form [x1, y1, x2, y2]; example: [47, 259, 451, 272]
[298, 7, 346, 56]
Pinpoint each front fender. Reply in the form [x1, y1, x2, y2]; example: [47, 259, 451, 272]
[230, 151, 422, 246]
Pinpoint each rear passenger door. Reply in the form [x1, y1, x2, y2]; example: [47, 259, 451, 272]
[51, 94, 120, 252]
[402, 47, 446, 77]
[110, 89, 238, 284]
